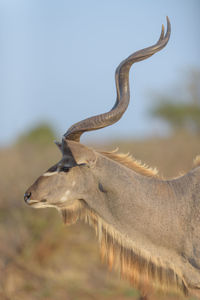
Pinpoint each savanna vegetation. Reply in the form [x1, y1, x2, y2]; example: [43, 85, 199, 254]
[0, 125, 199, 300]
[151, 69, 200, 135]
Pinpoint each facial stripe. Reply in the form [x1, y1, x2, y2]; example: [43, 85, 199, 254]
[43, 171, 58, 177]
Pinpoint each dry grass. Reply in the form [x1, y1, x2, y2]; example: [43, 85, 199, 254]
[0, 132, 199, 300]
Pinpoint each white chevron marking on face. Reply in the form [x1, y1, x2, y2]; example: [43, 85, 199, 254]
[43, 171, 58, 177]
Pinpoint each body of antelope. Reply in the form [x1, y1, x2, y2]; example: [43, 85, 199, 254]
[24, 17, 200, 298]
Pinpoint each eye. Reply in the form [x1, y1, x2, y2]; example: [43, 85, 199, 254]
[47, 164, 58, 172]
[59, 166, 70, 173]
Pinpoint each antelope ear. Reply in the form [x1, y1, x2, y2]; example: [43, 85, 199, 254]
[61, 138, 78, 167]
[54, 140, 62, 151]
[65, 139, 97, 166]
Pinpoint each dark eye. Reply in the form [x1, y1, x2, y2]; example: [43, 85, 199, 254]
[47, 164, 58, 173]
[60, 166, 70, 173]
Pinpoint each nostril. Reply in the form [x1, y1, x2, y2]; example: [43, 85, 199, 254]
[24, 192, 31, 203]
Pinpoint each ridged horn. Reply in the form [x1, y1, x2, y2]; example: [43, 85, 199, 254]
[64, 17, 171, 142]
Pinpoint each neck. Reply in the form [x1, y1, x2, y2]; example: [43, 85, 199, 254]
[61, 153, 200, 295]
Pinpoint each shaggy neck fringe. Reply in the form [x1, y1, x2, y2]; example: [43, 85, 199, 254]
[60, 200, 188, 296]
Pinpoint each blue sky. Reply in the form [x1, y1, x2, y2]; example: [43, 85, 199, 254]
[1, 0, 200, 145]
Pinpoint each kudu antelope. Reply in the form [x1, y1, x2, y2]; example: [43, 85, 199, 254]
[24, 17, 200, 298]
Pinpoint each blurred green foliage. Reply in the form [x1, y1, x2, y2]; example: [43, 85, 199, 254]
[18, 123, 56, 145]
[152, 70, 200, 134]
[152, 101, 200, 133]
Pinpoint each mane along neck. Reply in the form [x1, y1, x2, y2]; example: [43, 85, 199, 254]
[101, 151, 200, 179]
[60, 200, 188, 296]
[100, 151, 158, 177]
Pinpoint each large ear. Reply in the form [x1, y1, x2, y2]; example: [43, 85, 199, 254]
[65, 139, 97, 166]
[61, 138, 78, 167]
[54, 139, 77, 167]
[54, 141, 62, 151]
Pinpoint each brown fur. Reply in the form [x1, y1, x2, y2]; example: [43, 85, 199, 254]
[60, 200, 188, 296]
[100, 151, 158, 177]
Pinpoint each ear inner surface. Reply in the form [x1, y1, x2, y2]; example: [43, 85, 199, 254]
[54, 140, 62, 151]
[61, 138, 78, 167]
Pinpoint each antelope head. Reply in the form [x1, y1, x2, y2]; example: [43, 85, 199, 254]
[24, 138, 98, 215]
[24, 17, 171, 212]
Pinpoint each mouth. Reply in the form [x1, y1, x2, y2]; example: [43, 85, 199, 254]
[26, 199, 44, 208]
[26, 199, 55, 209]
[28, 200, 39, 205]
[29, 202, 47, 208]
[24, 192, 48, 208]
[28, 198, 47, 204]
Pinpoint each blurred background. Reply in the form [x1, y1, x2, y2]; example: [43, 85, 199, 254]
[0, 0, 200, 299]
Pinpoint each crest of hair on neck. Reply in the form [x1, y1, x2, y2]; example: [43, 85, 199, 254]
[100, 151, 158, 177]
